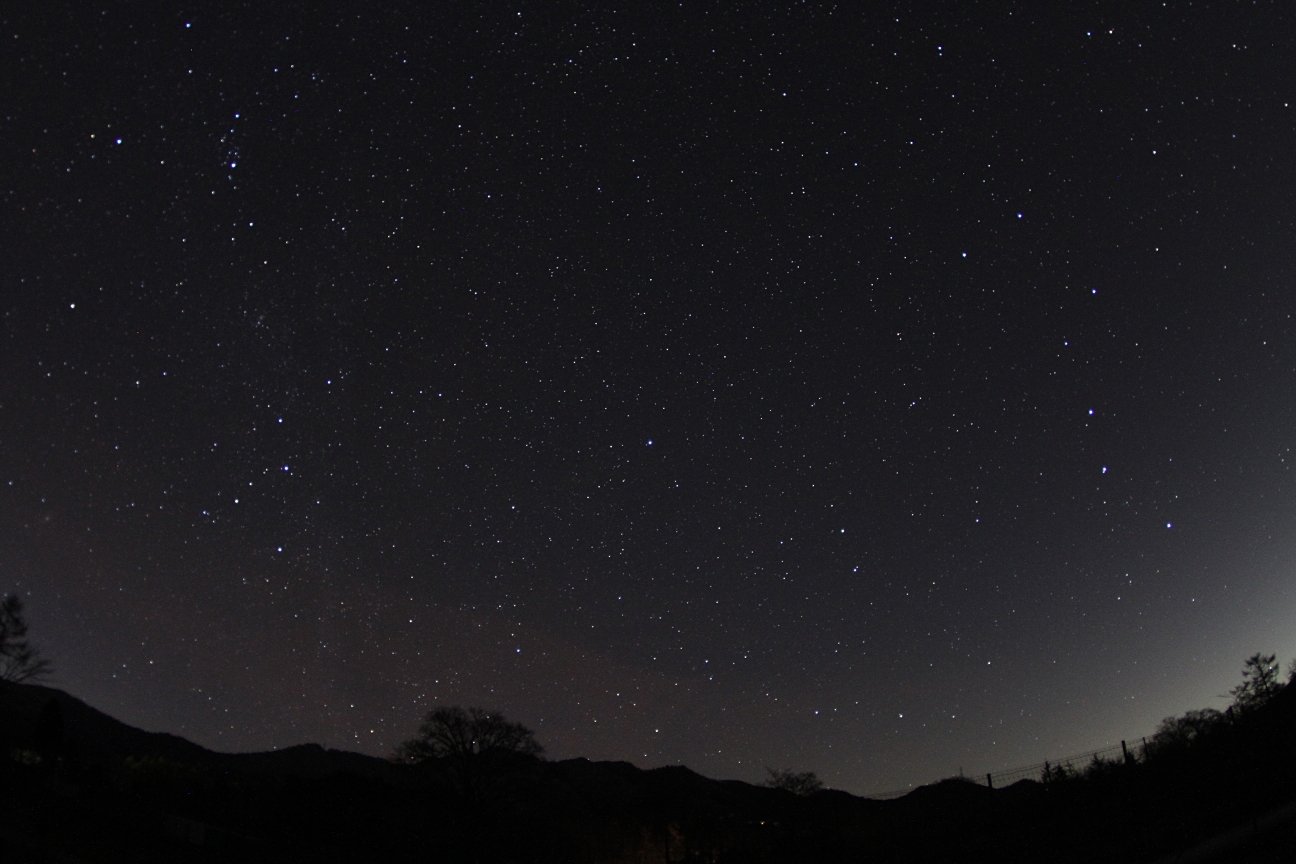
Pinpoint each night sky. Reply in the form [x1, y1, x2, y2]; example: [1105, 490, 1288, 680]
[4, 2, 1296, 794]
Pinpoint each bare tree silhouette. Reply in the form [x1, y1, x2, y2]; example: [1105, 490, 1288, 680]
[394, 706, 543, 804]
[762, 768, 824, 796]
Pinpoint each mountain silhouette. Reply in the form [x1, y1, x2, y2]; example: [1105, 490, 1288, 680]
[4, 680, 1296, 862]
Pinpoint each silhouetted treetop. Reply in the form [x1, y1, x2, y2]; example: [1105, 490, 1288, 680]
[394, 706, 543, 804]
[1150, 708, 1224, 753]
[0, 595, 52, 684]
[762, 767, 824, 796]
[1230, 652, 1281, 712]
[394, 706, 543, 764]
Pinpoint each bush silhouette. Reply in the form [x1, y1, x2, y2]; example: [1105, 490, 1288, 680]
[1149, 708, 1225, 755]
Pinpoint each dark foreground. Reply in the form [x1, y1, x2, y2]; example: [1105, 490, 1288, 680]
[3, 682, 1296, 863]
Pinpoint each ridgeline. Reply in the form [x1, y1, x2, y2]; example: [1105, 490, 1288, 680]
[3, 672, 1296, 862]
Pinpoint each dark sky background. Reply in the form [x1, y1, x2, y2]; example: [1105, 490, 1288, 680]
[3, 1, 1296, 794]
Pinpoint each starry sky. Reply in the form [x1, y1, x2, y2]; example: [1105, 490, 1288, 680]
[3, 1, 1296, 794]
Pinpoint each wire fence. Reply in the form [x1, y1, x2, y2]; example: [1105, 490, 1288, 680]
[860, 737, 1151, 800]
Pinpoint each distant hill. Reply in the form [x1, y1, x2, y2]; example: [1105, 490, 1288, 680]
[0, 681, 403, 781]
[4, 681, 1296, 862]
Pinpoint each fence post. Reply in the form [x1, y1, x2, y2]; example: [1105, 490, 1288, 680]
[987, 773, 993, 790]
[1121, 739, 1130, 765]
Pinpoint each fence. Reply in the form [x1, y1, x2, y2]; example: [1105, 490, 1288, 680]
[860, 737, 1150, 800]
